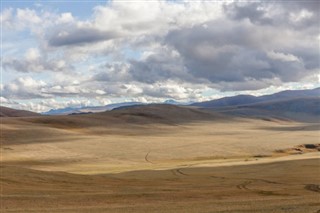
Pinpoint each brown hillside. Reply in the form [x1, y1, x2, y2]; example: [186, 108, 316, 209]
[15, 104, 231, 130]
[0, 106, 40, 117]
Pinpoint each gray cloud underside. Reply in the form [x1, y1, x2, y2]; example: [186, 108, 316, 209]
[2, 0, 320, 106]
[48, 27, 118, 47]
[3, 58, 72, 73]
[125, 2, 319, 91]
[165, 20, 318, 83]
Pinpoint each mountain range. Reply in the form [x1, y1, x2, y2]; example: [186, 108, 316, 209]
[42, 87, 319, 117]
[43, 102, 143, 115]
[190, 87, 320, 122]
[1, 87, 319, 122]
[191, 87, 320, 108]
[43, 100, 191, 115]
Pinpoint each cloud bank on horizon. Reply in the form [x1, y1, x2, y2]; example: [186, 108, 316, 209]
[1, 0, 319, 112]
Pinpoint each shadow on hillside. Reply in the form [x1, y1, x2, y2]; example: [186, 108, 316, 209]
[258, 124, 320, 132]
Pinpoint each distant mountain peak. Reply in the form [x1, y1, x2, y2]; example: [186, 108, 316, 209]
[43, 102, 143, 115]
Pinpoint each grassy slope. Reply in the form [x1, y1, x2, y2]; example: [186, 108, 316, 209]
[0, 106, 40, 117]
[1, 158, 320, 213]
[2, 111, 319, 174]
[1, 105, 319, 212]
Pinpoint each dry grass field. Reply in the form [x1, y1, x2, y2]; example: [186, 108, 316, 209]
[1, 105, 319, 212]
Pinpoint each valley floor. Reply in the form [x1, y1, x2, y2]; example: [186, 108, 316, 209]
[1, 158, 320, 213]
[1, 115, 319, 212]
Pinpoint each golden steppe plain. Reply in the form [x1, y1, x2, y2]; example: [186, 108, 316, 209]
[1, 105, 319, 212]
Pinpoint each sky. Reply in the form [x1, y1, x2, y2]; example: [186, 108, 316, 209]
[1, 0, 319, 112]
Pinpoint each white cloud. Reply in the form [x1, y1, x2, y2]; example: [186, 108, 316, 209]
[3, 48, 72, 73]
[2, 77, 48, 99]
[290, 9, 313, 23]
[57, 13, 74, 24]
[92, 1, 223, 37]
[1, 0, 319, 112]
[0, 8, 13, 28]
[25, 48, 41, 61]
[0, 96, 17, 105]
[16, 8, 41, 24]
[13, 98, 92, 113]
[267, 51, 300, 62]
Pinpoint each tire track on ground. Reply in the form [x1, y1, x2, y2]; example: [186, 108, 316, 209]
[210, 175, 283, 185]
[209, 174, 289, 196]
[236, 179, 293, 196]
[305, 184, 320, 193]
[144, 151, 154, 164]
[169, 169, 189, 177]
[236, 181, 252, 190]
[176, 168, 189, 176]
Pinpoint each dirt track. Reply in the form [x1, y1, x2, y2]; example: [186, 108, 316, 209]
[1, 158, 320, 213]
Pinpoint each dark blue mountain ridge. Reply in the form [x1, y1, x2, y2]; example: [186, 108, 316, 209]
[191, 87, 320, 108]
[43, 102, 142, 115]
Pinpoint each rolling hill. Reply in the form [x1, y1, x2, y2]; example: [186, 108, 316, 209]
[18, 104, 228, 131]
[2, 87, 319, 123]
[0, 106, 40, 117]
[43, 88, 320, 122]
[2, 92, 319, 213]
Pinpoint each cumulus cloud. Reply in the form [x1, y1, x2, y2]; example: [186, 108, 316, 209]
[0, 96, 18, 105]
[164, 22, 310, 86]
[56, 13, 74, 24]
[128, 46, 196, 84]
[92, 62, 132, 82]
[267, 51, 300, 62]
[224, 2, 273, 25]
[0, 8, 14, 28]
[39, 98, 92, 110]
[2, 77, 49, 99]
[16, 8, 41, 25]
[3, 48, 72, 73]
[48, 26, 118, 47]
[224, 1, 319, 29]
[4, 98, 92, 113]
[1, 0, 319, 112]
[161, 3, 319, 90]
[44, 1, 223, 48]
[1, 7, 51, 32]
